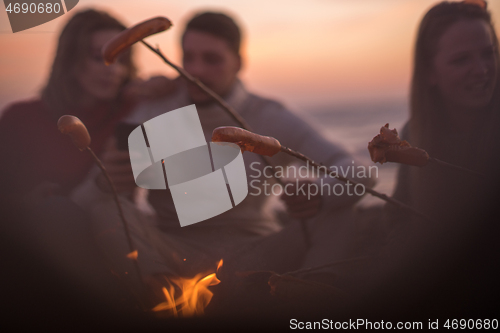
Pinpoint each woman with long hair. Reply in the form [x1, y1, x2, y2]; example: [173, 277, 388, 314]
[0, 9, 173, 322]
[391, 0, 500, 227]
[0, 9, 137, 214]
[376, 0, 500, 317]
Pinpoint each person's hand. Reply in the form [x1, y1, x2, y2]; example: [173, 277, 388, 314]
[279, 179, 322, 219]
[95, 138, 136, 194]
[123, 75, 178, 101]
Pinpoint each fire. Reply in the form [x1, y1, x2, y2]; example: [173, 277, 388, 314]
[152, 259, 223, 317]
[126, 250, 138, 260]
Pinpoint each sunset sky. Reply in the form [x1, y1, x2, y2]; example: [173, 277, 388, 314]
[1, 0, 499, 113]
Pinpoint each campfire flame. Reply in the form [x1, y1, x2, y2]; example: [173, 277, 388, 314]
[126, 250, 138, 260]
[152, 259, 223, 317]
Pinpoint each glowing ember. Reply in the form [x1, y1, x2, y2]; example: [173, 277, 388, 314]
[152, 259, 223, 317]
[126, 250, 138, 260]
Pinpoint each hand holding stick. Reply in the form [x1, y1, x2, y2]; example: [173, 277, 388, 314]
[212, 126, 434, 223]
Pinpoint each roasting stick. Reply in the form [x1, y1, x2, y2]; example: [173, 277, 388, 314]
[428, 157, 485, 178]
[102, 17, 251, 131]
[140, 40, 312, 246]
[102, 17, 312, 246]
[102, 17, 275, 180]
[282, 146, 433, 222]
[57, 115, 147, 296]
[212, 127, 434, 223]
[369, 124, 486, 178]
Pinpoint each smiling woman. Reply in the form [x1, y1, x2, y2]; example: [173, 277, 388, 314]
[380, 0, 500, 316]
[391, 0, 500, 223]
[0, 9, 136, 210]
[0, 9, 144, 325]
[430, 20, 497, 113]
[412, 1, 499, 140]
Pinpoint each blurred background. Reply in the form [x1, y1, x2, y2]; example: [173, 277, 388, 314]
[1, 0, 500, 203]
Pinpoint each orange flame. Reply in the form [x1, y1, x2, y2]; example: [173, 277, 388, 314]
[126, 250, 138, 260]
[152, 259, 223, 317]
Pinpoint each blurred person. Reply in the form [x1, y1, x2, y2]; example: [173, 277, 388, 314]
[0, 9, 174, 215]
[72, 11, 376, 281]
[362, 0, 500, 318]
[0, 9, 174, 322]
[390, 0, 500, 225]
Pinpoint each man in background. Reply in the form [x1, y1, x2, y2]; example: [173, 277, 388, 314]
[72, 11, 375, 278]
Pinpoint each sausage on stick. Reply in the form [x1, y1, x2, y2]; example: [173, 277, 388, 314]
[212, 126, 434, 223]
[103, 15, 311, 244]
[57, 115, 91, 151]
[212, 127, 282, 157]
[368, 123, 429, 167]
[102, 16, 172, 65]
[368, 123, 484, 177]
[58, 115, 146, 301]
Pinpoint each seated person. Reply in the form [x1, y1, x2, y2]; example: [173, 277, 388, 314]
[0, 9, 174, 312]
[72, 12, 375, 280]
[389, 0, 499, 239]
[0, 9, 174, 216]
[373, 0, 500, 316]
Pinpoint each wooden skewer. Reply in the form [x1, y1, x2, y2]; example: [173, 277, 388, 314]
[102, 17, 172, 65]
[369, 123, 486, 178]
[212, 126, 435, 223]
[102, 16, 250, 130]
[141, 41, 313, 247]
[428, 157, 485, 178]
[57, 115, 147, 299]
